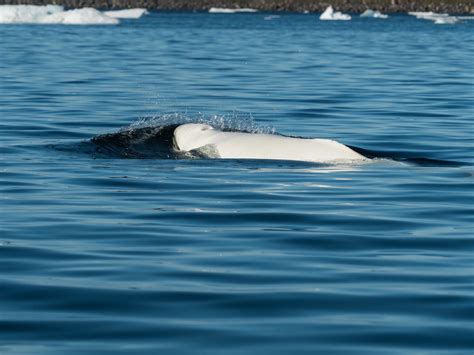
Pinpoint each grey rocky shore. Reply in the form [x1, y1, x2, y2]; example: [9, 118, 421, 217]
[0, 0, 472, 14]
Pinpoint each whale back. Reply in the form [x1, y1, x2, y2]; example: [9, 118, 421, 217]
[173, 123, 366, 163]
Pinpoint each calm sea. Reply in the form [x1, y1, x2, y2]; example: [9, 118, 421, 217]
[0, 12, 473, 354]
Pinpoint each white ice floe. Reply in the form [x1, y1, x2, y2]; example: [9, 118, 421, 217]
[39, 8, 119, 25]
[0, 5, 119, 24]
[408, 11, 459, 24]
[408, 11, 448, 19]
[208, 7, 258, 13]
[0, 4, 63, 23]
[104, 8, 149, 19]
[457, 16, 474, 20]
[433, 16, 459, 24]
[360, 9, 388, 19]
[320, 6, 351, 21]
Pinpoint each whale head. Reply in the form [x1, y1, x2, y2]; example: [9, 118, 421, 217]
[173, 123, 216, 151]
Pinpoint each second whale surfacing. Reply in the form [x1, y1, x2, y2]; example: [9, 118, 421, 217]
[173, 123, 368, 163]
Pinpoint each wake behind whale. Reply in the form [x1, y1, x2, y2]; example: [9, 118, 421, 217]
[88, 122, 463, 167]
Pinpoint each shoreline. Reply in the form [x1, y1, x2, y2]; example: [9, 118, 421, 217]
[0, 1, 473, 14]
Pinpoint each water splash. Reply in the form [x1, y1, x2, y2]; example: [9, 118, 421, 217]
[126, 112, 275, 134]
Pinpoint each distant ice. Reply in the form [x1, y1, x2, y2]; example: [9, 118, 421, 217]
[0, 5, 119, 24]
[320, 6, 351, 21]
[408, 11, 459, 25]
[360, 9, 388, 19]
[39, 8, 119, 25]
[104, 8, 149, 19]
[0, 4, 63, 23]
[408, 11, 449, 19]
[208, 7, 258, 13]
[433, 16, 459, 24]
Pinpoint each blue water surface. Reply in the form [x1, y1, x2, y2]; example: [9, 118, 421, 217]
[0, 12, 473, 354]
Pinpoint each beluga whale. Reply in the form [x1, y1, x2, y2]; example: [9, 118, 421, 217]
[173, 123, 367, 163]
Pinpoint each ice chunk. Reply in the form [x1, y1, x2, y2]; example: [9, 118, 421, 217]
[433, 16, 459, 24]
[320, 6, 351, 21]
[408, 11, 458, 24]
[208, 8, 258, 13]
[0, 4, 63, 24]
[39, 8, 119, 25]
[360, 9, 388, 19]
[0, 5, 119, 24]
[104, 8, 149, 19]
[408, 11, 449, 19]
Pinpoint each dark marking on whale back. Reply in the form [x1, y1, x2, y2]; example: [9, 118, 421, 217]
[90, 123, 253, 159]
[91, 124, 180, 159]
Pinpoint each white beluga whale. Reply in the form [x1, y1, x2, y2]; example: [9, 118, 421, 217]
[173, 123, 367, 163]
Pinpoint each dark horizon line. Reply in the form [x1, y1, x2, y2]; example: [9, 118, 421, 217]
[0, 0, 473, 14]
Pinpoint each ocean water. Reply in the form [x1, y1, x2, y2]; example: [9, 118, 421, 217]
[1, 12, 473, 354]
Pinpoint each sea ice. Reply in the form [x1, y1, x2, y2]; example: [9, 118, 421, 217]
[0, 4, 63, 23]
[433, 16, 459, 24]
[104, 8, 149, 19]
[408, 11, 458, 24]
[208, 8, 258, 13]
[360, 9, 388, 19]
[0, 5, 119, 24]
[408, 11, 449, 19]
[320, 6, 351, 21]
[39, 8, 119, 25]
